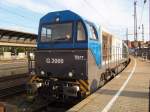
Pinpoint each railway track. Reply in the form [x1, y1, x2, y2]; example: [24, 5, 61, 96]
[0, 60, 130, 112]
[0, 92, 81, 112]
[0, 74, 29, 98]
[0, 73, 78, 112]
[17, 97, 81, 112]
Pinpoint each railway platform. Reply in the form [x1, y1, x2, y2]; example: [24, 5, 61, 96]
[68, 57, 150, 112]
[0, 60, 29, 98]
[0, 60, 28, 77]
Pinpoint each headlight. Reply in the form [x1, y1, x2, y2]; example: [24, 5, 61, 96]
[30, 71, 35, 75]
[40, 71, 45, 75]
[29, 53, 35, 60]
[36, 83, 42, 88]
[68, 72, 73, 77]
[73, 85, 80, 91]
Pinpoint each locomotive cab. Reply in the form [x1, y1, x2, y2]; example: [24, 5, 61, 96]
[37, 11, 88, 80]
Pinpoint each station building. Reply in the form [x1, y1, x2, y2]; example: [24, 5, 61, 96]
[0, 28, 37, 60]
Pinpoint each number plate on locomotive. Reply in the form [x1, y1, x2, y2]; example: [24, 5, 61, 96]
[45, 58, 64, 64]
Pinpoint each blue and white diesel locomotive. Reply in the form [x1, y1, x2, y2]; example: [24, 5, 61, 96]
[29, 10, 129, 100]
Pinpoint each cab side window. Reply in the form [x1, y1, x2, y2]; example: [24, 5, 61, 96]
[41, 27, 52, 42]
[41, 27, 47, 41]
[88, 24, 98, 40]
[77, 22, 86, 41]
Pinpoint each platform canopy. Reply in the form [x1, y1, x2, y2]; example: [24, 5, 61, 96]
[0, 28, 37, 47]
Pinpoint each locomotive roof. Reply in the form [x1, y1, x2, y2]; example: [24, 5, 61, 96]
[40, 10, 123, 42]
[40, 10, 86, 24]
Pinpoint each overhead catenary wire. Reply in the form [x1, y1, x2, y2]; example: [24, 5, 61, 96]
[82, 0, 111, 26]
[0, 19, 37, 30]
[0, 6, 38, 21]
[0, 6, 38, 31]
[82, 0, 131, 40]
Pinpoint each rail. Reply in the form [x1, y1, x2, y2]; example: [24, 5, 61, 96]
[0, 74, 29, 98]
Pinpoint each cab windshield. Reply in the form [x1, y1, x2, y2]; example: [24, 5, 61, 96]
[40, 23, 72, 42]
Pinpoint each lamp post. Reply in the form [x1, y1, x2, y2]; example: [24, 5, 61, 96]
[149, 0, 150, 44]
[134, 1, 138, 42]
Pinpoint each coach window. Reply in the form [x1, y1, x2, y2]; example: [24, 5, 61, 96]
[77, 22, 86, 41]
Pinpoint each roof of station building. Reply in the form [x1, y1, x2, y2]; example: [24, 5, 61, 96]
[0, 28, 37, 40]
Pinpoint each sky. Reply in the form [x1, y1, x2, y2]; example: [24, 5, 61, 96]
[0, 0, 149, 41]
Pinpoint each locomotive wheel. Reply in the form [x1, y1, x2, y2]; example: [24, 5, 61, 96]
[111, 70, 116, 78]
[99, 73, 106, 87]
[114, 67, 118, 74]
[111, 69, 116, 78]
